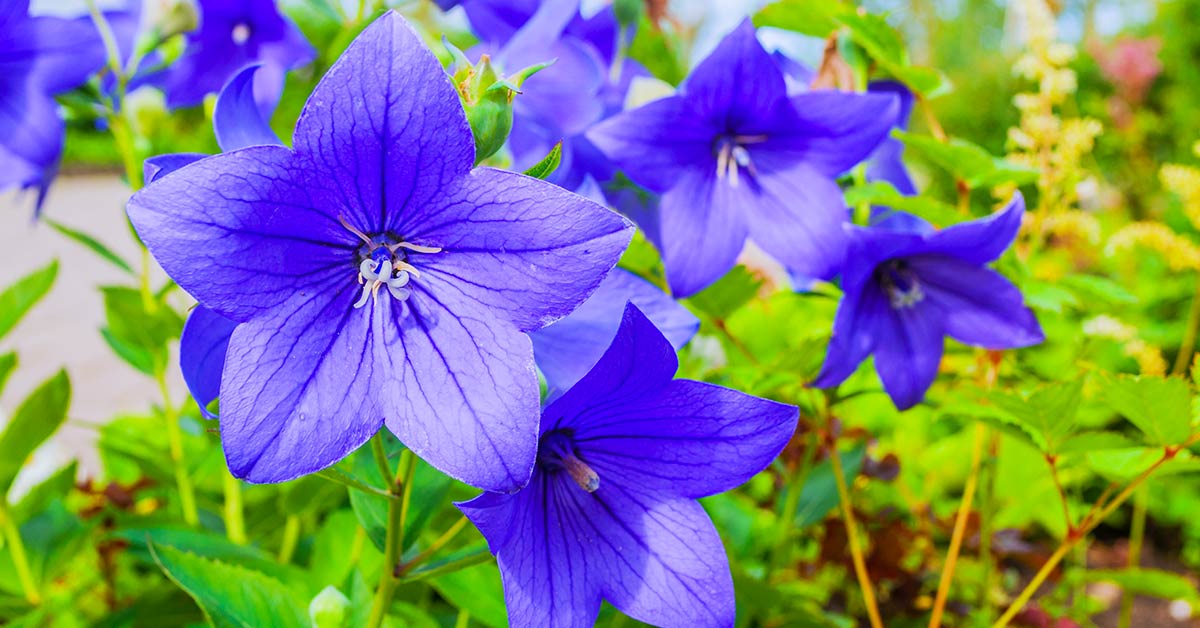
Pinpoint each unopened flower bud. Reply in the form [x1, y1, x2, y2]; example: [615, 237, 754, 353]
[309, 586, 350, 628]
[444, 39, 550, 164]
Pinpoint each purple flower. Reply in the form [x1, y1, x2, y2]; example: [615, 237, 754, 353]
[0, 0, 134, 211]
[588, 19, 897, 297]
[154, 0, 314, 110]
[865, 80, 916, 196]
[812, 194, 1044, 410]
[532, 268, 698, 395]
[127, 12, 632, 491]
[459, 304, 796, 627]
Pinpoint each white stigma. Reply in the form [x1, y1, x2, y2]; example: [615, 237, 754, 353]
[231, 23, 251, 45]
[353, 258, 412, 309]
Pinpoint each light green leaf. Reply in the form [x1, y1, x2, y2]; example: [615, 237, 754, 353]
[987, 379, 1083, 454]
[1096, 374, 1194, 446]
[0, 353, 16, 397]
[429, 563, 507, 628]
[1060, 274, 1137, 305]
[0, 371, 70, 497]
[150, 542, 309, 628]
[100, 286, 185, 375]
[843, 181, 963, 227]
[896, 131, 1039, 188]
[1058, 431, 1140, 455]
[0, 261, 57, 342]
[11, 461, 76, 523]
[1083, 568, 1200, 604]
[687, 266, 763, 322]
[753, 0, 842, 38]
[116, 527, 305, 588]
[45, 220, 134, 275]
[522, 141, 562, 180]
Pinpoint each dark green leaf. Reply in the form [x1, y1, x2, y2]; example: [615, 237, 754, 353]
[0, 261, 57, 342]
[522, 141, 562, 180]
[0, 371, 70, 497]
[794, 445, 866, 528]
[1096, 374, 1194, 446]
[150, 542, 309, 628]
[45, 220, 134, 275]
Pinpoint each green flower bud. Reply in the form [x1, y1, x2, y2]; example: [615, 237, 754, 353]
[308, 585, 350, 628]
[444, 38, 551, 164]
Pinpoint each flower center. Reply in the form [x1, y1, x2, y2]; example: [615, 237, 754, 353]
[231, 23, 252, 45]
[713, 134, 767, 187]
[877, 259, 924, 309]
[538, 430, 599, 493]
[340, 217, 441, 310]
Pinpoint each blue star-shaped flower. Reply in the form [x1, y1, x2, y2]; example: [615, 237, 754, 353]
[154, 0, 314, 110]
[812, 194, 1045, 409]
[459, 304, 797, 627]
[588, 19, 898, 297]
[128, 12, 632, 491]
[0, 0, 135, 212]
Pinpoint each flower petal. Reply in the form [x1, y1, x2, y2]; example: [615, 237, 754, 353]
[922, 193, 1025, 264]
[811, 282, 890, 388]
[681, 18, 787, 132]
[214, 64, 283, 152]
[292, 11, 474, 235]
[909, 256, 1044, 349]
[865, 80, 916, 194]
[412, 167, 632, 333]
[659, 168, 750, 297]
[531, 269, 699, 394]
[585, 95, 716, 194]
[179, 305, 238, 419]
[873, 303, 945, 411]
[384, 284, 540, 492]
[458, 475, 602, 628]
[559, 485, 735, 628]
[768, 91, 898, 178]
[742, 163, 848, 281]
[126, 146, 355, 322]
[143, 153, 207, 184]
[219, 286, 386, 482]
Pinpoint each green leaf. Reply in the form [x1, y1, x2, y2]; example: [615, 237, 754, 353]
[429, 563, 508, 628]
[45, 220, 134, 275]
[0, 261, 57, 342]
[0, 371, 70, 497]
[1082, 568, 1200, 604]
[1096, 374, 1194, 446]
[986, 380, 1083, 454]
[753, 0, 841, 38]
[833, 12, 906, 70]
[151, 543, 309, 628]
[11, 461, 77, 522]
[687, 266, 763, 321]
[627, 14, 686, 85]
[100, 286, 185, 375]
[896, 131, 1039, 188]
[117, 527, 306, 588]
[794, 445, 866, 528]
[1057, 431, 1140, 455]
[1060, 274, 1137, 305]
[843, 181, 963, 227]
[280, 475, 348, 516]
[891, 65, 952, 99]
[522, 141, 562, 180]
[0, 352, 16, 397]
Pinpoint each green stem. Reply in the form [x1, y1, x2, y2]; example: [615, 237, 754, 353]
[1172, 277, 1200, 375]
[769, 425, 819, 574]
[366, 433, 404, 628]
[278, 515, 301, 564]
[1117, 489, 1147, 628]
[978, 432, 1000, 624]
[157, 371, 198, 526]
[224, 473, 247, 545]
[0, 506, 39, 605]
[454, 609, 471, 628]
[396, 517, 471, 578]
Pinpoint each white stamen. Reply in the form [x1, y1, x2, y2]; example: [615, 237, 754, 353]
[391, 241, 442, 254]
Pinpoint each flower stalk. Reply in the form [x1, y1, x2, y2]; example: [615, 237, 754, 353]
[157, 371, 199, 526]
[829, 440, 883, 628]
[0, 505, 39, 605]
[224, 473, 247, 545]
[928, 421, 987, 628]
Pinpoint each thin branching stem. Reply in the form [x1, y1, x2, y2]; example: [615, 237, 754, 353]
[928, 421, 987, 628]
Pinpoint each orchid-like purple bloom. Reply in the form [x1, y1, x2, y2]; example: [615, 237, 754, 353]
[127, 12, 632, 491]
[532, 268, 698, 394]
[812, 194, 1044, 410]
[0, 1, 133, 210]
[460, 304, 796, 627]
[588, 19, 898, 297]
[155, 0, 314, 110]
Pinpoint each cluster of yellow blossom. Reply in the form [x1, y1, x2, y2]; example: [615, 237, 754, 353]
[1161, 163, 1200, 231]
[1107, 222, 1200, 271]
[1082, 315, 1167, 375]
[1004, 0, 1102, 223]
